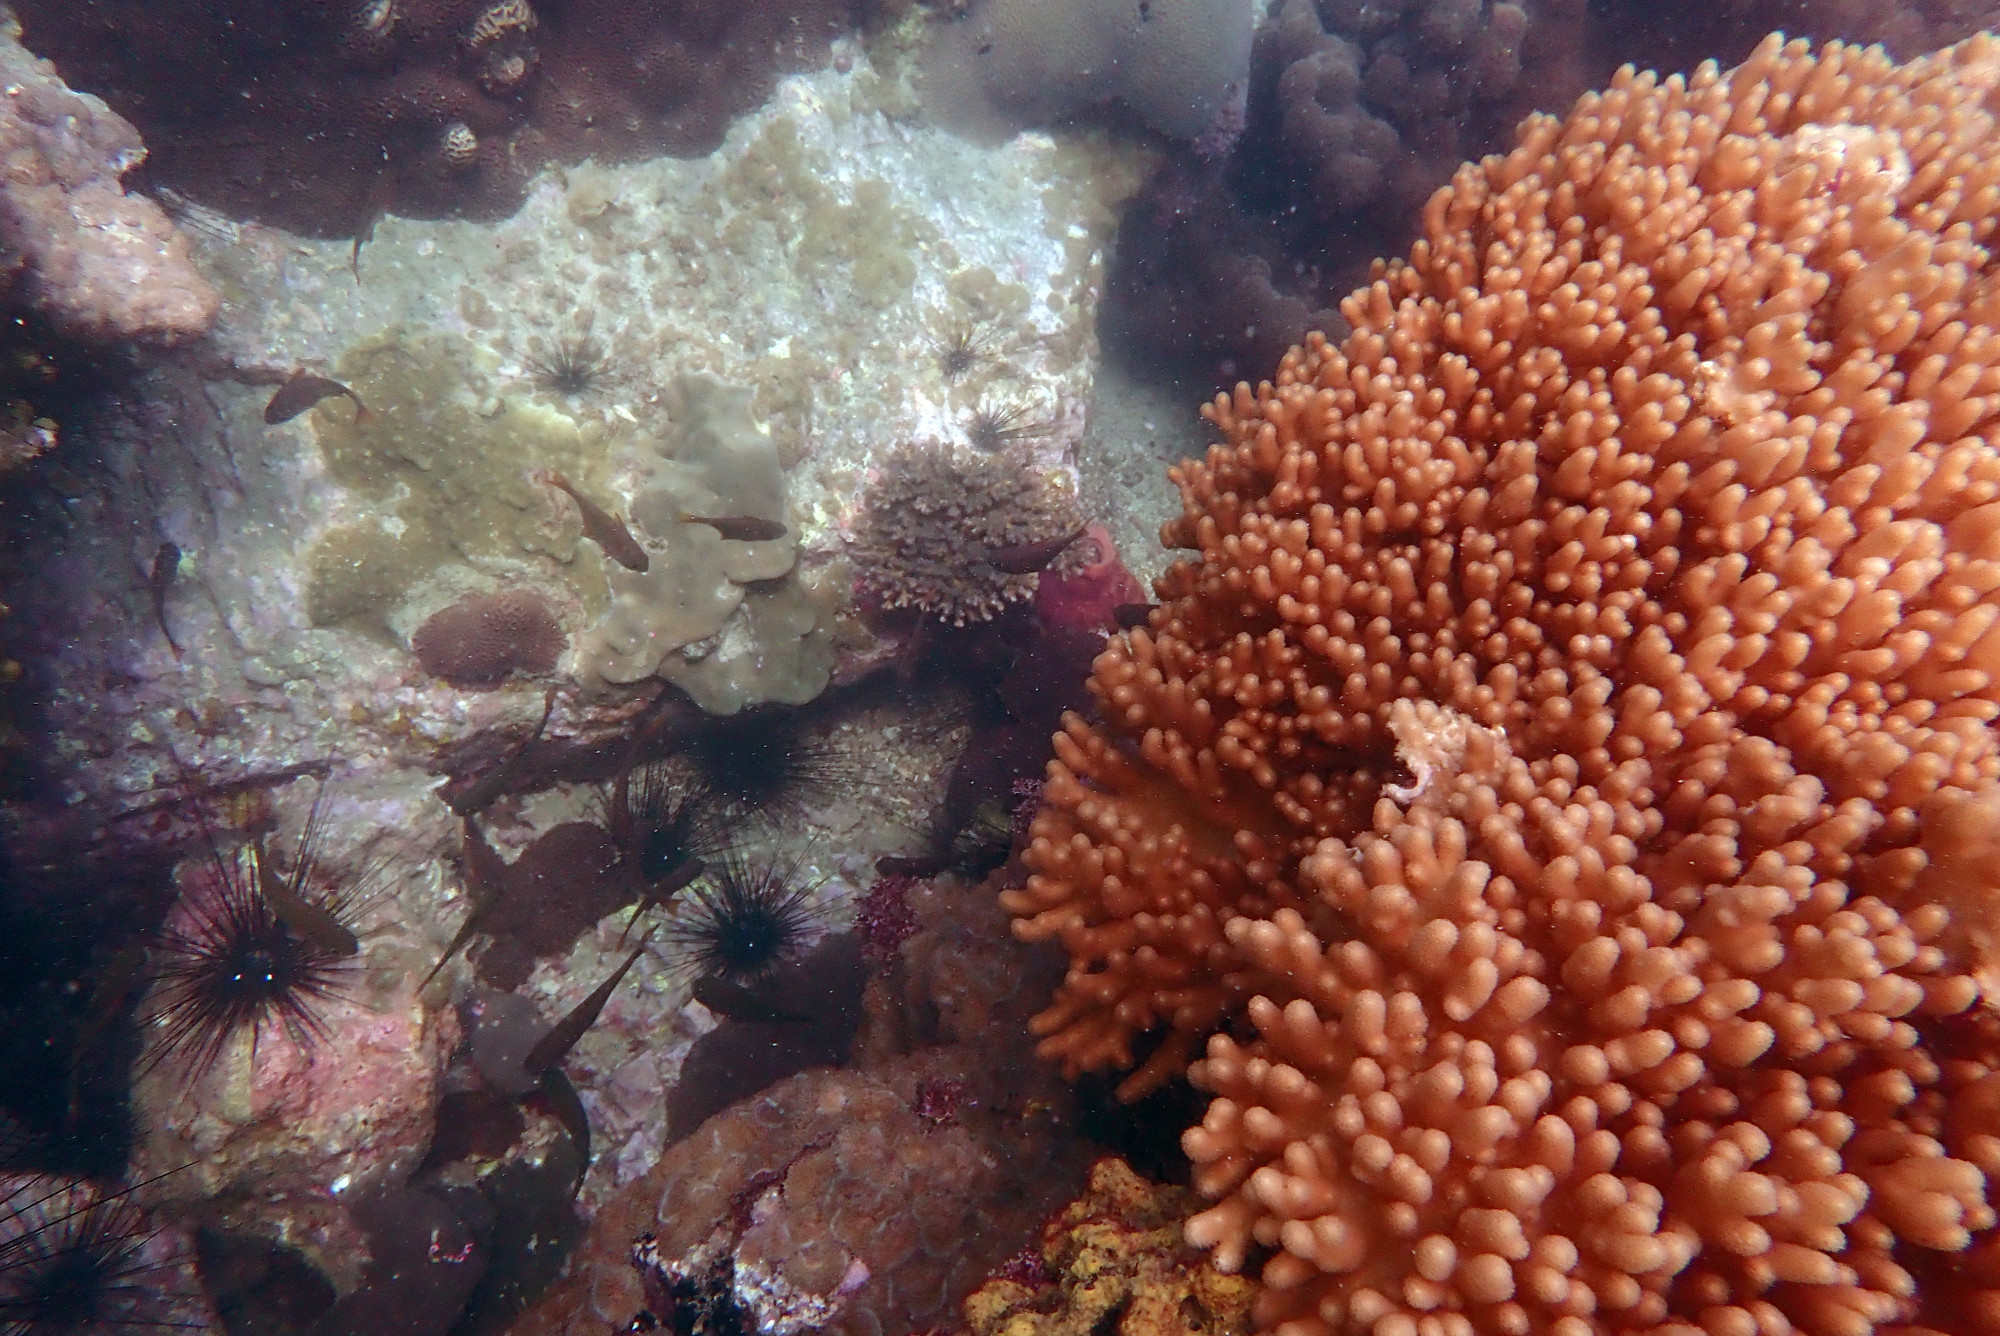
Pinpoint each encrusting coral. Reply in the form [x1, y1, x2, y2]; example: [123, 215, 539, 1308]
[1008, 31, 2000, 1336]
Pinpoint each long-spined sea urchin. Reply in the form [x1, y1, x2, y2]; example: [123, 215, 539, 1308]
[140, 793, 370, 1084]
[0, 1173, 207, 1333]
[679, 707, 854, 824]
[524, 322, 613, 398]
[661, 851, 820, 985]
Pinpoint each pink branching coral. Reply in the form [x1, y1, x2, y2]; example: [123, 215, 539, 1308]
[1007, 33, 2000, 1336]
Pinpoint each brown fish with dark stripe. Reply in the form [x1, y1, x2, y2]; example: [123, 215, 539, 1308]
[149, 542, 183, 659]
[680, 513, 788, 543]
[547, 473, 649, 573]
[986, 524, 1086, 575]
[264, 371, 372, 427]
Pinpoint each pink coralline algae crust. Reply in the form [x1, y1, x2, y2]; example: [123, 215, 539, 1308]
[1032, 524, 1146, 635]
[412, 588, 567, 687]
[856, 873, 921, 963]
[134, 981, 460, 1203]
[0, 20, 216, 344]
[129, 866, 460, 1205]
[522, 1057, 1071, 1336]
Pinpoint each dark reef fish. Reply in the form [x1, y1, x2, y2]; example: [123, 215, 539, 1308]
[679, 513, 787, 543]
[254, 837, 358, 958]
[547, 472, 650, 573]
[351, 174, 394, 281]
[690, 975, 808, 1025]
[523, 935, 652, 1079]
[418, 813, 510, 991]
[1112, 601, 1156, 629]
[534, 1067, 591, 1196]
[148, 541, 182, 659]
[986, 524, 1086, 574]
[264, 370, 372, 426]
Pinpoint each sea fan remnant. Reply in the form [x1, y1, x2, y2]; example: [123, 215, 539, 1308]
[412, 588, 567, 686]
[852, 442, 1087, 627]
[1009, 33, 2000, 1336]
[0, 17, 217, 344]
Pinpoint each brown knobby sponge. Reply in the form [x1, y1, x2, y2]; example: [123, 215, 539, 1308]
[411, 588, 565, 685]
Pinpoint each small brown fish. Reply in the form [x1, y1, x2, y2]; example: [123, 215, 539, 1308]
[617, 856, 705, 948]
[352, 175, 394, 281]
[680, 513, 788, 543]
[534, 1067, 592, 1196]
[264, 370, 372, 427]
[548, 473, 649, 573]
[149, 542, 182, 659]
[524, 935, 653, 1078]
[987, 524, 1086, 575]
[419, 814, 510, 991]
[691, 975, 810, 1025]
[1113, 602, 1157, 630]
[66, 941, 150, 1127]
[440, 685, 559, 816]
[253, 836, 360, 957]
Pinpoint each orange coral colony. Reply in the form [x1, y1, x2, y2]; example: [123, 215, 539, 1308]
[1004, 32, 2000, 1336]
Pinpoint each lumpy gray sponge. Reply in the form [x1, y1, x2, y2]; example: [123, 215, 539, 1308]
[921, 0, 1253, 142]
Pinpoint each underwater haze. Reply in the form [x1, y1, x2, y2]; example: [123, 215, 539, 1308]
[2, 0, 2000, 1334]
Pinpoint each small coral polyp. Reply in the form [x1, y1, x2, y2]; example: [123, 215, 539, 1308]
[1010, 33, 2000, 1336]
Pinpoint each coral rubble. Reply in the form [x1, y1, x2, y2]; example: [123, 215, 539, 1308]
[0, 16, 216, 345]
[961, 1157, 1255, 1336]
[1013, 31, 2000, 1336]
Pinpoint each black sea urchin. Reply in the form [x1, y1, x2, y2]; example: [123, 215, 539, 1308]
[608, 763, 723, 889]
[963, 400, 1044, 453]
[662, 852, 819, 985]
[525, 323, 612, 398]
[0, 1175, 202, 1334]
[141, 804, 366, 1082]
[932, 320, 994, 382]
[680, 708, 852, 824]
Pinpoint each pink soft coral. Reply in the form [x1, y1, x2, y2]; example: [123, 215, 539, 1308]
[1033, 524, 1144, 633]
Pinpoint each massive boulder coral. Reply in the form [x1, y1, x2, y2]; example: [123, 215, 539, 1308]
[12, 0, 857, 233]
[0, 17, 216, 344]
[1009, 32, 2000, 1336]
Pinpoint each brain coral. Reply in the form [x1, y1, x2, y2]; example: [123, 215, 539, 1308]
[412, 588, 566, 685]
[1005, 32, 2000, 1336]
